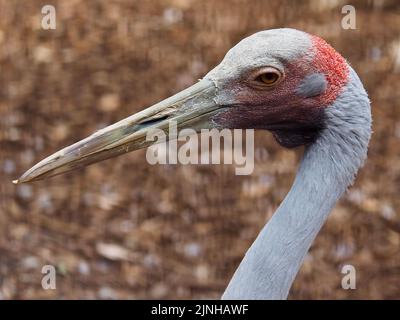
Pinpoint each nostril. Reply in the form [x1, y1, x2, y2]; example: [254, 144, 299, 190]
[138, 114, 169, 126]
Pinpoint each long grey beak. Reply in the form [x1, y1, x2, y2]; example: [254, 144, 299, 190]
[14, 79, 221, 183]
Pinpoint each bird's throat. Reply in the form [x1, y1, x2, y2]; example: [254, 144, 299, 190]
[222, 143, 346, 299]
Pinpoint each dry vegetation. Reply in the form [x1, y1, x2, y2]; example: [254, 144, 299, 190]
[0, 0, 399, 299]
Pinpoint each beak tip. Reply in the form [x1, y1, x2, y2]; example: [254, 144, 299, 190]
[13, 172, 31, 184]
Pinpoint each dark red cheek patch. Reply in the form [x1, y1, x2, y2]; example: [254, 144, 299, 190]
[311, 35, 349, 106]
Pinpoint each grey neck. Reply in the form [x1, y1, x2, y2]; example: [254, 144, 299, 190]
[222, 67, 371, 299]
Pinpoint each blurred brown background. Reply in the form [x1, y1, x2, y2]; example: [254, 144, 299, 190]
[1, 0, 399, 299]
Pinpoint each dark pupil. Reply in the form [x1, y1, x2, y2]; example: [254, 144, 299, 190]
[264, 73, 276, 81]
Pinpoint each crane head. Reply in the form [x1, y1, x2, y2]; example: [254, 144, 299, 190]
[15, 28, 350, 183]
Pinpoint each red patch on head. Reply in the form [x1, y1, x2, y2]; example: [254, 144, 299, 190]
[311, 35, 349, 106]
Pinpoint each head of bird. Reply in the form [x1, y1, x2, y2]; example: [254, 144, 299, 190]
[15, 28, 351, 183]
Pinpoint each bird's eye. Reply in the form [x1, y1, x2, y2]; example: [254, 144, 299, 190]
[256, 71, 280, 86]
[249, 67, 283, 89]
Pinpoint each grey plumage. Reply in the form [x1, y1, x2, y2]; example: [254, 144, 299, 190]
[296, 73, 327, 98]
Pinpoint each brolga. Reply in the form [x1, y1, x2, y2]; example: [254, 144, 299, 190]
[15, 29, 371, 299]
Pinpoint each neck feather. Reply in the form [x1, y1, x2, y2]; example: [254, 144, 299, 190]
[222, 67, 371, 299]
